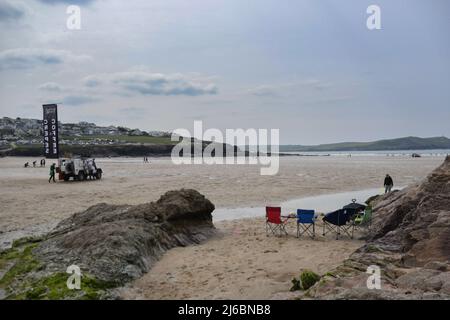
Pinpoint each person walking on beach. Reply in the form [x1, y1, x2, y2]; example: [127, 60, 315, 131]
[87, 160, 94, 180]
[48, 163, 56, 183]
[384, 174, 394, 193]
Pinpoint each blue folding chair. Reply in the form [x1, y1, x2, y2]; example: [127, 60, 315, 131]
[296, 209, 316, 239]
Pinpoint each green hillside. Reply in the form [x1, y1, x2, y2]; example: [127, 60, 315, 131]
[280, 136, 450, 152]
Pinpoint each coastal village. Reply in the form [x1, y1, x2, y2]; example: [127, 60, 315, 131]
[0, 117, 170, 148]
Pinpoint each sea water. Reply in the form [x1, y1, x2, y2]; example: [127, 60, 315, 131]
[212, 187, 403, 222]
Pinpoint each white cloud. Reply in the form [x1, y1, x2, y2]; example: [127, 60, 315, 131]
[0, 48, 91, 70]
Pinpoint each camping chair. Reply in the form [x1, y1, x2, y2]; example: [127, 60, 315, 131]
[353, 206, 373, 231]
[296, 209, 316, 239]
[266, 206, 288, 236]
[322, 209, 354, 239]
[343, 199, 366, 222]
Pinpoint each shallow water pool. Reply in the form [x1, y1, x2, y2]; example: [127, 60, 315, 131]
[212, 187, 403, 222]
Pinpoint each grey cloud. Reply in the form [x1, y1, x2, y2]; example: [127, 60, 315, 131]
[300, 79, 333, 91]
[0, 1, 26, 22]
[37, 0, 96, 5]
[85, 71, 218, 96]
[248, 80, 333, 97]
[0, 48, 91, 70]
[63, 95, 98, 106]
[38, 82, 63, 92]
[82, 75, 101, 87]
[248, 85, 279, 97]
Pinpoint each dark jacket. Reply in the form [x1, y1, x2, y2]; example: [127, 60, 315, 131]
[384, 176, 393, 186]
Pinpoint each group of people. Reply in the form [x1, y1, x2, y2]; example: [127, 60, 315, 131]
[24, 158, 46, 168]
[87, 159, 98, 180]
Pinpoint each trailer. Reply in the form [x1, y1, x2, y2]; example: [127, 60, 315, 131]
[57, 157, 102, 181]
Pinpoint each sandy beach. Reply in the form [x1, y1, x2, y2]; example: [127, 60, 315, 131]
[0, 155, 445, 299]
[0, 156, 443, 238]
[118, 217, 363, 300]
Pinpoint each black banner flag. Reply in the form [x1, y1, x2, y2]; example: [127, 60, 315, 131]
[42, 104, 59, 159]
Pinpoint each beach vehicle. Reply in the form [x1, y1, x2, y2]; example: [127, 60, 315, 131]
[57, 157, 102, 181]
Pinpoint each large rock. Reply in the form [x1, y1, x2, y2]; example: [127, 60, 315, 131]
[34, 189, 216, 284]
[306, 156, 450, 299]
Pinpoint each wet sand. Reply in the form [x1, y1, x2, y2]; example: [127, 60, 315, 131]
[0, 155, 442, 243]
[0, 155, 444, 299]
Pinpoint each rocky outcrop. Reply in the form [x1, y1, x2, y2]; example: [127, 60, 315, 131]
[0, 189, 215, 299]
[307, 156, 450, 299]
[35, 189, 216, 283]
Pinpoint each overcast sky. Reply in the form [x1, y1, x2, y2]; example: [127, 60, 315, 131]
[0, 0, 449, 144]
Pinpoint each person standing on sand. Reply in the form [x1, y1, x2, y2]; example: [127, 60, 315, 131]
[48, 163, 56, 183]
[384, 174, 394, 193]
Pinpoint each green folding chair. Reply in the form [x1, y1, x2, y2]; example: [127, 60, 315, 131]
[353, 206, 373, 230]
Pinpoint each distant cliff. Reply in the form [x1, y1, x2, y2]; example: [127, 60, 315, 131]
[3, 144, 174, 157]
[281, 136, 450, 152]
[1, 141, 243, 158]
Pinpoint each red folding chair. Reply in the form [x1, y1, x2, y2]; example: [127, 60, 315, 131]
[266, 206, 289, 236]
